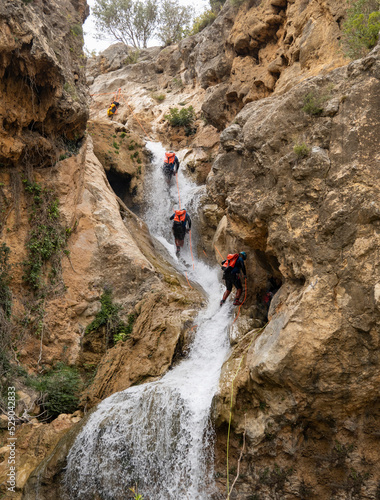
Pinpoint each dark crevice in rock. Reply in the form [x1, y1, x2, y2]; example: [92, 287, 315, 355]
[105, 167, 137, 211]
[253, 249, 283, 322]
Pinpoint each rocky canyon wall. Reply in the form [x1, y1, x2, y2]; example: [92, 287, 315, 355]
[210, 40, 380, 500]
[1, 0, 380, 498]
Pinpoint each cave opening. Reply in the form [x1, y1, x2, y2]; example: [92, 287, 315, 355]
[105, 167, 138, 211]
[253, 249, 283, 322]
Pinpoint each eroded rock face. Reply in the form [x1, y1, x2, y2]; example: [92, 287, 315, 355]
[87, 0, 347, 173]
[210, 43, 380, 498]
[0, 136, 202, 496]
[0, 0, 89, 168]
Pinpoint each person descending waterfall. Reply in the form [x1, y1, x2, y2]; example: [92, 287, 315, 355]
[220, 251, 247, 306]
[163, 151, 180, 184]
[107, 101, 120, 118]
[170, 208, 191, 257]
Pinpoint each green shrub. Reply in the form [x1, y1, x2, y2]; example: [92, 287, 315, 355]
[85, 288, 134, 346]
[294, 142, 310, 158]
[124, 50, 140, 65]
[171, 77, 184, 89]
[164, 106, 196, 128]
[189, 9, 216, 35]
[120, 132, 127, 138]
[70, 24, 83, 37]
[30, 363, 81, 419]
[302, 91, 325, 116]
[22, 180, 69, 293]
[151, 93, 166, 102]
[342, 0, 380, 58]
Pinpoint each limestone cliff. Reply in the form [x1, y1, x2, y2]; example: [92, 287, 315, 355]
[209, 42, 380, 499]
[86, 0, 347, 188]
[0, 0, 89, 168]
[0, 1, 203, 496]
[1, 0, 380, 498]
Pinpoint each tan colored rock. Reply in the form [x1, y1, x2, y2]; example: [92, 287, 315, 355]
[0, 0, 88, 168]
[210, 43, 380, 498]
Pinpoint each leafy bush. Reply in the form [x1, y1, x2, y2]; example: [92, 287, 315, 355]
[189, 9, 216, 35]
[171, 77, 184, 89]
[302, 91, 326, 116]
[293, 142, 310, 158]
[151, 93, 166, 102]
[302, 88, 334, 116]
[85, 288, 134, 345]
[342, 0, 380, 58]
[70, 24, 83, 37]
[164, 106, 195, 128]
[30, 363, 81, 419]
[22, 180, 69, 293]
[124, 49, 140, 65]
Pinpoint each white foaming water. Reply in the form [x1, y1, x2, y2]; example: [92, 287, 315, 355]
[64, 142, 231, 500]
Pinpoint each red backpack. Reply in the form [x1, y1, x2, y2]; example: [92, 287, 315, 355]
[222, 253, 239, 269]
[164, 152, 176, 164]
[173, 209, 186, 222]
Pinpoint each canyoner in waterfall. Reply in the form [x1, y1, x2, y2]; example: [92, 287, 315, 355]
[220, 251, 247, 306]
[163, 151, 180, 185]
[170, 209, 191, 257]
[107, 101, 120, 118]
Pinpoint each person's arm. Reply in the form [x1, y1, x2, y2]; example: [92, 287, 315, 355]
[170, 214, 175, 220]
[240, 260, 247, 277]
[187, 214, 191, 230]
[175, 157, 180, 173]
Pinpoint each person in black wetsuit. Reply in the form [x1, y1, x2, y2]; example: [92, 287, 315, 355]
[170, 209, 191, 257]
[163, 151, 180, 184]
[220, 252, 247, 306]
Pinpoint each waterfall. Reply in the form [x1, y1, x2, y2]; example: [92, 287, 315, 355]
[64, 142, 232, 500]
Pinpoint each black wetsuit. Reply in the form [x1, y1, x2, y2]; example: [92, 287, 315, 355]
[222, 256, 246, 291]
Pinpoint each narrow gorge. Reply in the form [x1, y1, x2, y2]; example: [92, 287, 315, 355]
[1, 0, 380, 499]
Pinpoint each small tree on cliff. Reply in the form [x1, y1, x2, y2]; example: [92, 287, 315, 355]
[92, 0, 158, 49]
[342, 0, 380, 58]
[157, 0, 194, 46]
[92, 0, 193, 48]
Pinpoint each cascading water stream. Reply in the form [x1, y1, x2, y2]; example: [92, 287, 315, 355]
[63, 142, 232, 500]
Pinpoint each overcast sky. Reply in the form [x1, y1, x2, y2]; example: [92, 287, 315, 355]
[83, 0, 209, 54]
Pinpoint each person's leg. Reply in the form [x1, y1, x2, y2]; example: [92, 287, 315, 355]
[175, 237, 184, 256]
[220, 277, 233, 306]
[233, 276, 243, 305]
